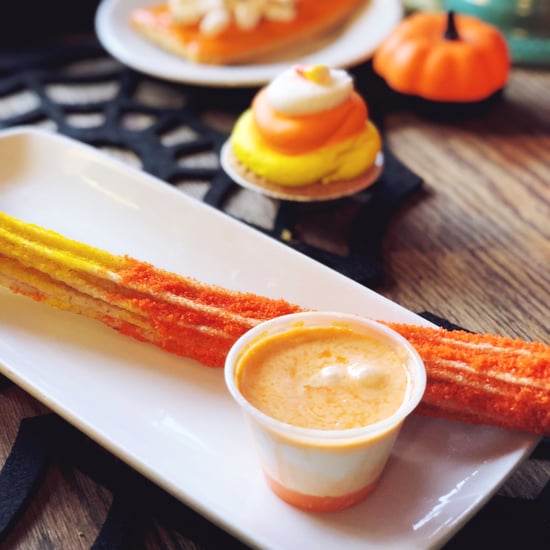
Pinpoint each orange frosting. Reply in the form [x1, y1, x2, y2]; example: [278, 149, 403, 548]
[251, 88, 368, 155]
[131, 1, 360, 62]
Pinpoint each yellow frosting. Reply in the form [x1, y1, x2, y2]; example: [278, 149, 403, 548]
[231, 110, 381, 187]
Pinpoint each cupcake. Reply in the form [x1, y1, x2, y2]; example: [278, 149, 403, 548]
[221, 64, 383, 201]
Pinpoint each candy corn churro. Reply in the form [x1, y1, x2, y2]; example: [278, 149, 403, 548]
[0, 211, 302, 367]
[1, 211, 548, 435]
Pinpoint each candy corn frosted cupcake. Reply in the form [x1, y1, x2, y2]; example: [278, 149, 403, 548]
[221, 64, 383, 201]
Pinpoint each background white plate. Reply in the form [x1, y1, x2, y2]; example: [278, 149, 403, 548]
[0, 127, 538, 549]
[95, 0, 402, 87]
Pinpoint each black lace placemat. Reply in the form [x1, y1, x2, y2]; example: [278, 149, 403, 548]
[0, 38, 422, 289]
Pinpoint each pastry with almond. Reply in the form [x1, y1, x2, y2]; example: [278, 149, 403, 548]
[130, 0, 365, 65]
[221, 64, 383, 200]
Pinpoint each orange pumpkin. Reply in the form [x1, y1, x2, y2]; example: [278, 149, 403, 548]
[373, 11, 510, 103]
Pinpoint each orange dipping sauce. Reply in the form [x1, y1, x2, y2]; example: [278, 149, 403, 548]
[236, 324, 409, 431]
[226, 313, 426, 512]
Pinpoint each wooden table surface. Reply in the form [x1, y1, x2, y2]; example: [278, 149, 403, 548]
[0, 51, 548, 549]
[379, 67, 549, 345]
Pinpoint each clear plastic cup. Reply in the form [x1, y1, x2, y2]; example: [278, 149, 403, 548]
[224, 311, 426, 512]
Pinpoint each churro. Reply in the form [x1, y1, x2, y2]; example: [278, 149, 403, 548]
[1, 211, 548, 435]
[389, 323, 549, 435]
[0, 211, 301, 367]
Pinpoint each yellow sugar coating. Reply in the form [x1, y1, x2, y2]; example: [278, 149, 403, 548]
[237, 325, 409, 430]
[0, 211, 139, 325]
[0, 212, 124, 275]
[230, 110, 382, 186]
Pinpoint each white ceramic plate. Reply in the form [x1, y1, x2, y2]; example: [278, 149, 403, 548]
[95, 0, 402, 87]
[0, 127, 538, 550]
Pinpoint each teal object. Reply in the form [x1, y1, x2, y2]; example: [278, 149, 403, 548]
[443, 0, 550, 65]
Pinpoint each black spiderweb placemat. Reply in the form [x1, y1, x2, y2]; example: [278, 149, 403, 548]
[0, 39, 422, 288]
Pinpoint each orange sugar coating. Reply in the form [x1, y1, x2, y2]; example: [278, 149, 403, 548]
[418, 377, 550, 435]
[110, 258, 302, 366]
[108, 315, 235, 367]
[388, 324, 550, 381]
[389, 323, 550, 435]
[252, 89, 368, 155]
[423, 365, 549, 432]
[118, 258, 302, 319]
[154, 328, 234, 367]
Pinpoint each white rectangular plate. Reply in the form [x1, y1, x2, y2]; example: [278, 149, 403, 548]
[0, 127, 537, 549]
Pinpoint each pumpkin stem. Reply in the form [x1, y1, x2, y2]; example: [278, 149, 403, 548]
[444, 11, 460, 40]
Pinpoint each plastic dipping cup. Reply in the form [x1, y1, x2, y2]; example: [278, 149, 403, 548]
[224, 311, 426, 513]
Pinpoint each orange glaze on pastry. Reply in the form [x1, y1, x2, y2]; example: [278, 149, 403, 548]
[131, 1, 361, 64]
[252, 88, 368, 155]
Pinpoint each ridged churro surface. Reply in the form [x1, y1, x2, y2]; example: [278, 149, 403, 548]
[0, 211, 301, 367]
[1, 211, 548, 435]
[389, 324, 549, 435]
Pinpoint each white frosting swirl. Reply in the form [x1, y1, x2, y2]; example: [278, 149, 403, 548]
[306, 362, 388, 389]
[266, 66, 354, 116]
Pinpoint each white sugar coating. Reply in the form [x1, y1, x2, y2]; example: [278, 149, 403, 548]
[266, 66, 354, 116]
